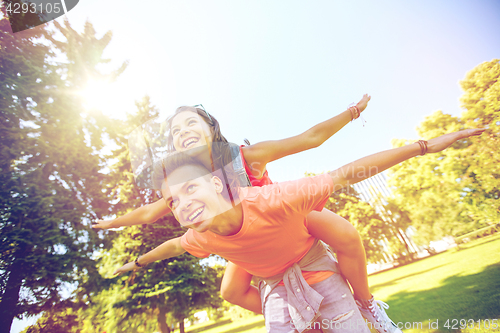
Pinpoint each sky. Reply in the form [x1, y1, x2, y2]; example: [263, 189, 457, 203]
[51, 0, 500, 181]
[8, 0, 500, 331]
[60, 1, 500, 183]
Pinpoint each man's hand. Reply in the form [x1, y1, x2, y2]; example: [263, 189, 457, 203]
[113, 262, 137, 275]
[426, 128, 486, 154]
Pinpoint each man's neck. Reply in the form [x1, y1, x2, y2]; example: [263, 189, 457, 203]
[209, 202, 243, 236]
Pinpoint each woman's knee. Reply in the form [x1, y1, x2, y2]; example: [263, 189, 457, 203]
[220, 281, 240, 302]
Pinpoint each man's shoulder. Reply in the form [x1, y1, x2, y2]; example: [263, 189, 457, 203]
[240, 174, 333, 204]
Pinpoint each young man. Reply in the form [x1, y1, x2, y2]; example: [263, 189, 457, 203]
[115, 128, 484, 333]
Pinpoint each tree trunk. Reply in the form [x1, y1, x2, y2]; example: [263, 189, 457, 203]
[0, 259, 24, 333]
[157, 306, 171, 333]
[179, 320, 185, 333]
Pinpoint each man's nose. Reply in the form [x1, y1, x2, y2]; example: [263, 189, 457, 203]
[179, 198, 193, 213]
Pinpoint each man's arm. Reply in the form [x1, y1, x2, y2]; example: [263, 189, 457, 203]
[93, 199, 171, 229]
[113, 236, 186, 275]
[328, 128, 485, 192]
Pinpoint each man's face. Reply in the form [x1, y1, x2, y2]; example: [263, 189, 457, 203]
[162, 165, 223, 233]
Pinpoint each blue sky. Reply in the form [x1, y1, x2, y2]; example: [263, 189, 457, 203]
[9, 0, 500, 331]
[51, 0, 499, 183]
[60, 0, 500, 183]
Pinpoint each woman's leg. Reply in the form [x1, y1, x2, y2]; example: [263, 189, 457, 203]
[307, 209, 370, 300]
[220, 262, 262, 314]
[307, 209, 403, 333]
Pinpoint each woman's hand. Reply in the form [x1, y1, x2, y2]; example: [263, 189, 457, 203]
[113, 262, 137, 275]
[356, 94, 371, 113]
[92, 219, 116, 230]
[426, 128, 486, 154]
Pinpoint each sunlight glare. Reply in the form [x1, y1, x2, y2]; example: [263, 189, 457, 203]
[79, 79, 125, 119]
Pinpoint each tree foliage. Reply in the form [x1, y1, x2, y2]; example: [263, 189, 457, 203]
[459, 59, 500, 225]
[388, 111, 471, 242]
[388, 59, 499, 243]
[10, 20, 223, 333]
[0, 17, 126, 333]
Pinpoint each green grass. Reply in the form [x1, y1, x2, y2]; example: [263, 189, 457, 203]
[186, 234, 500, 333]
[370, 233, 500, 332]
[186, 315, 265, 333]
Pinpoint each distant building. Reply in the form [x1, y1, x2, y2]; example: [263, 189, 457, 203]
[353, 173, 420, 264]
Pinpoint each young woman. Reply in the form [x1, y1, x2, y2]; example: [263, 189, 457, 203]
[95, 96, 404, 332]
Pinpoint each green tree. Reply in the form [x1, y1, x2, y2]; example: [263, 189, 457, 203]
[388, 111, 475, 243]
[378, 198, 416, 262]
[388, 103, 493, 245]
[459, 59, 500, 225]
[387, 60, 499, 244]
[0, 18, 126, 332]
[21, 305, 82, 333]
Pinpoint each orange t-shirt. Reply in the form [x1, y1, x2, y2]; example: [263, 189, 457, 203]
[181, 174, 335, 284]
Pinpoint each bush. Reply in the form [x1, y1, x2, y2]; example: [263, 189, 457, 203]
[455, 224, 500, 244]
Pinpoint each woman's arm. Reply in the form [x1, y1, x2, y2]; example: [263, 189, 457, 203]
[113, 236, 185, 275]
[93, 199, 171, 229]
[328, 128, 485, 191]
[242, 95, 370, 176]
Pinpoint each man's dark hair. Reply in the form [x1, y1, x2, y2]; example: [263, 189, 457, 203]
[153, 148, 238, 203]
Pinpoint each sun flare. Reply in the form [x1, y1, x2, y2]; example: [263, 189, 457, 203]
[79, 79, 112, 110]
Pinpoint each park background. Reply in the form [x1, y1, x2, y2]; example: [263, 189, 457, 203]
[0, 1, 499, 332]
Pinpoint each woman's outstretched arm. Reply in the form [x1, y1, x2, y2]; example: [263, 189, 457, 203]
[93, 199, 171, 229]
[242, 95, 370, 177]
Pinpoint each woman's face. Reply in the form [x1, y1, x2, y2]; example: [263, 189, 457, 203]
[170, 111, 212, 152]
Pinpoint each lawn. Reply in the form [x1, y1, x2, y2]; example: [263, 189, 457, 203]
[368, 233, 500, 333]
[187, 233, 500, 333]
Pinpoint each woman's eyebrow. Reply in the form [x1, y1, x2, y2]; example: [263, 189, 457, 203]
[171, 117, 197, 130]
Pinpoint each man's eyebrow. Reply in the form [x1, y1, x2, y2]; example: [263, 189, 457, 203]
[179, 179, 195, 193]
[169, 179, 195, 196]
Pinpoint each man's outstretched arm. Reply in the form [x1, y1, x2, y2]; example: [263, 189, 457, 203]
[329, 128, 485, 191]
[113, 236, 186, 275]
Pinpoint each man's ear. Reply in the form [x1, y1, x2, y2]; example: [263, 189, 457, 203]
[211, 176, 224, 194]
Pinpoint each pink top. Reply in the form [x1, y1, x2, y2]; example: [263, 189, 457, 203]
[239, 146, 273, 186]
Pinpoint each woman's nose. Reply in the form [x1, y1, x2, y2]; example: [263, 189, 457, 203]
[180, 127, 190, 136]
